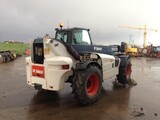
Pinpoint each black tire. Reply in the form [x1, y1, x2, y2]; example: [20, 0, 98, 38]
[72, 66, 102, 105]
[117, 59, 132, 84]
[4, 56, 7, 62]
[157, 53, 160, 58]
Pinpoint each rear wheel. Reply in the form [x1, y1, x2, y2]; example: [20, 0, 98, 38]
[117, 59, 132, 84]
[72, 66, 102, 105]
[157, 53, 160, 58]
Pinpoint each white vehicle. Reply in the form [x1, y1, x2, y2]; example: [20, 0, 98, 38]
[26, 24, 132, 105]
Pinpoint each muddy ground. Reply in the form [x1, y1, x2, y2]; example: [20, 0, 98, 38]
[0, 56, 160, 120]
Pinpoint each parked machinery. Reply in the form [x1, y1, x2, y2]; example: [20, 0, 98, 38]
[147, 44, 160, 58]
[26, 24, 133, 105]
[121, 42, 143, 57]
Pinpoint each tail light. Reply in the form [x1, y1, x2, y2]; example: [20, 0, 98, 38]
[62, 65, 70, 70]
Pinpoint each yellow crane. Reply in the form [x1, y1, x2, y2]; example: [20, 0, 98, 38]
[119, 25, 157, 48]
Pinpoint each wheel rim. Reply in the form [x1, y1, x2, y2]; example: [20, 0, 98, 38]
[126, 63, 131, 80]
[86, 73, 99, 96]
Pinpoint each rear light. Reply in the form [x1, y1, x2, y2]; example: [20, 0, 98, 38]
[62, 64, 70, 70]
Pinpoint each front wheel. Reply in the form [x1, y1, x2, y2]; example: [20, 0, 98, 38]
[72, 66, 102, 105]
[117, 59, 132, 84]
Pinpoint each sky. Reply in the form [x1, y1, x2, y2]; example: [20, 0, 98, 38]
[0, 0, 160, 46]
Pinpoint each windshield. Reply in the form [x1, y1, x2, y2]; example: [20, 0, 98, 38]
[55, 29, 91, 45]
[55, 31, 68, 43]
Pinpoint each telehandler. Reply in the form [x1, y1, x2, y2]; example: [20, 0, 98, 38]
[26, 24, 132, 105]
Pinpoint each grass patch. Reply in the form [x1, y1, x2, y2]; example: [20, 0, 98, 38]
[0, 43, 30, 55]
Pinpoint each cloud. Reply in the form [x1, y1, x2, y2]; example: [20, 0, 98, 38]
[0, 0, 160, 46]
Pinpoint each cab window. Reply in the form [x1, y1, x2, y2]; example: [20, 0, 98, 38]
[72, 30, 91, 45]
[55, 32, 68, 43]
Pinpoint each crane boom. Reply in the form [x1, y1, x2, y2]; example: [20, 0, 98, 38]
[119, 25, 157, 48]
[119, 25, 144, 30]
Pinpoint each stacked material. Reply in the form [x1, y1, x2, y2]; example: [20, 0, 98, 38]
[0, 51, 14, 63]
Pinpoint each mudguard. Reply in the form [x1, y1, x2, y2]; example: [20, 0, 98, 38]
[76, 61, 100, 70]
